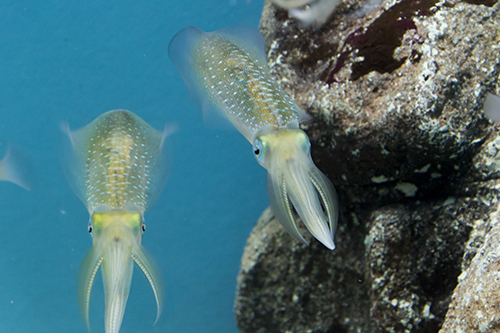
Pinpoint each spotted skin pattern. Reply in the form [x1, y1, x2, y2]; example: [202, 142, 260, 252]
[169, 26, 339, 250]
[64, 110, 166, 333]
[197, 34, 300, 134]
[169, 25, 310, 142]
[69, 110, 165, 214]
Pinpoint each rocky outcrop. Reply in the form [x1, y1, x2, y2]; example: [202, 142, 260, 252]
[235, 0, 500, 332]
[439, 219, 500, 333]
[438, 136, 500, 333]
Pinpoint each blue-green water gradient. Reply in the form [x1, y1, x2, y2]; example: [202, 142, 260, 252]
[0, 1, 267, 332]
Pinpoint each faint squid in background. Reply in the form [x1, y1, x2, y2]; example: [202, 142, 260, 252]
[0, 143, 33, 190]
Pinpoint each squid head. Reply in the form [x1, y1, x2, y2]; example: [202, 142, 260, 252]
[253, 128, 338, 250]
[78, 206, 162, 333]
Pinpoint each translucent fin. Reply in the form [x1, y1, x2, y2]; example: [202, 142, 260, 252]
[211, 25, 312, 126]
[143, 120, 176, 211]
[61, 111, 173, 213]
[160, 123, 178, 151]
[213, 25, 268, 66]
[266, 172, 309, 245]
[77, 247, 103, 332]
[484, 93, 500, 123]
[60, 121, 92, 205]
[132, 245, 164, 325]
[0, 143, 34, 190]
[216, 26, 311, 125]
[168, 26, 236, 131]
[168, 26, 203, 101]
[169, 25, 312, 138]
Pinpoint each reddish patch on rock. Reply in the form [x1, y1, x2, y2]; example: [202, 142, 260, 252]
[326, 0, 439, 84]
[323, 51, 348, 83]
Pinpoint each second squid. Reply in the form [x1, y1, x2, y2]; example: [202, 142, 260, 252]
[169, 25, 338, 250]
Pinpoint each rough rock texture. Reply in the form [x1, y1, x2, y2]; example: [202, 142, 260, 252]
[439, 216, 500, 332]
[438, 136, 500, 333]
[235, 0, 500, 332]
[236, 208, 375, 333]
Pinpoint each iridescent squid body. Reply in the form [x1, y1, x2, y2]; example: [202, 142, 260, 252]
[169, 25, 338, 249]
[63, 110, 169, 332]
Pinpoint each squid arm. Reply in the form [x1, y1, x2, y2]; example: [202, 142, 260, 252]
[256, 128, 338, 249]
[77, 214, 163, 333]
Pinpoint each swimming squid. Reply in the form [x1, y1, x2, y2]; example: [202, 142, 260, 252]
[0, 144, 33, 190]
[63, 110, 171, 332]
[169, 25, 338, 250]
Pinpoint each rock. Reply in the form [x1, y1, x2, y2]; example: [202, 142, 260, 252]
[235, 208, 376, 333]
[438, 134, 500, 333]
[235, 0, 500, 332]
[439, 215, 500, 333]
[365, 200, 474, 332]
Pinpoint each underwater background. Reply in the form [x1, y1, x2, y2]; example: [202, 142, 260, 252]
[0, 1, 266, 332]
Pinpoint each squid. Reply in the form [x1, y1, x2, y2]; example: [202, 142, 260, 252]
[63, 110, 170, 332]
[0, 143, 33, 190]
[169, 25, 338, 249]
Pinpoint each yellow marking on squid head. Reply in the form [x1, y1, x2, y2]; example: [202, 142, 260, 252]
[78, 209, 163, 333]
[253, 128, 338, 249]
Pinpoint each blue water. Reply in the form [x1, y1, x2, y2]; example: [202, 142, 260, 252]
[0, 1, 267, 332]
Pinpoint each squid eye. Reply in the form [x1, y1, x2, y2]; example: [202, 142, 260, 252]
[88, 226, 92, 234]
[252, 138, 266, 165]
[254, 146, 260, 155]
[142, 224, 146, 232]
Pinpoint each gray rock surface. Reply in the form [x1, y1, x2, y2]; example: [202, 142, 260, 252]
[438, 133, 500, 333]
[439, 213, 500, 332]
[235, 0, 500, 332]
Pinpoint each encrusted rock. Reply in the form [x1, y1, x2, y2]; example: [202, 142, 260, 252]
[438, 131, 500, 333]
[235, 208, 376, 333]
[365, 200, 475, 332]
[261, 0, 499, 209]
[235, 0, 500, 332]
[439, 210, 500, 332]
